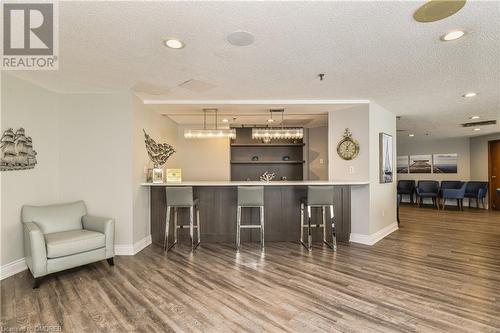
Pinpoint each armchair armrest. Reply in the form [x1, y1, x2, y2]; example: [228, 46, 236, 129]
[23, 222, 47, 278]
[478, 188, 487, 199]
[82, 215, 115, 258]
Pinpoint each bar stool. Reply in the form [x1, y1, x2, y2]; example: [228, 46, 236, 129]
[236, 186, 265, 252]
[164, 187, 200, 252]
[300, 186, 336, 252]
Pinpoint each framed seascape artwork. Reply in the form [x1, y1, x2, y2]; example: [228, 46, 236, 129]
[433, 153, 458, 173]
[379, 133, 393, 183]
[409, 154, 432, 174]
[397, 156, 409, 174]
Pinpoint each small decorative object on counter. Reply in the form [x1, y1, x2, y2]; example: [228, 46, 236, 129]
[282, 155, 290, 161]
[143, 129, 176, 183]
[281, 176, 287, 181]
[152, 168, 164, 183]
[251, 156, 259, 161]
[246, 177, 251, 181]
[166, 169, 182, 183]
[259, 171, 276, 182]
[1, 128, 37, 171]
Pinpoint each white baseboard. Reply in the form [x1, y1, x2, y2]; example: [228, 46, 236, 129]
[0, 257, 27, 280]
[350, 221, 399, 246]
[114, 235, 152, 256]
[1, 235, 153, 280]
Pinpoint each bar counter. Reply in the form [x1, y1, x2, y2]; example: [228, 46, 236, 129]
[141, 180, 369, 245]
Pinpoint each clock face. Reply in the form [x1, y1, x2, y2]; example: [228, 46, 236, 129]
[337, 138, 359, 160]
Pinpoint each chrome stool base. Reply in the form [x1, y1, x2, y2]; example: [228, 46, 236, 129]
[164, 205, 201, 252]
[300, 203, 337, 252]
[236, 205, 265, 252]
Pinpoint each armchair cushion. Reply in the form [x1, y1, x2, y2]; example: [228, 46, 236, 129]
[441, 183, 467, 199]
[45, 229, 105, 259]
[22, 201, 87, 234]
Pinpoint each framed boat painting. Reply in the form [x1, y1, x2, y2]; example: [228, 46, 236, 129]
[379, 133, 393, 183]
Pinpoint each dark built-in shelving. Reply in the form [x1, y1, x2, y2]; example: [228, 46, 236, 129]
[230, 160, 304, 164]
[230, 128, 305, 181]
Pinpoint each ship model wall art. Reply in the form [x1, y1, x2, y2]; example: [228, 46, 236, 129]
[0, 128, 37, 171]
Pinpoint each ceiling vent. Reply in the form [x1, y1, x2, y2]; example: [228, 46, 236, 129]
[461, 120, 496, 128]
[178, 79, 216, 93]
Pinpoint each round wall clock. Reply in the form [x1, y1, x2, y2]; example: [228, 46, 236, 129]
[337, 128, 360, 160]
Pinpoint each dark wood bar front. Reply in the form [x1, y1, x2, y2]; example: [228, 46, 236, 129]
[147, 183, 358, 246]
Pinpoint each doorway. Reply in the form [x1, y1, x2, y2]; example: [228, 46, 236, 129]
[488, 140, 500, 210]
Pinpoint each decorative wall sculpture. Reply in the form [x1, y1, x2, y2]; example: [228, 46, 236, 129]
[259, 171, 276, 182]
[143, 129, 176, 168]
[0, 128, 37, 171]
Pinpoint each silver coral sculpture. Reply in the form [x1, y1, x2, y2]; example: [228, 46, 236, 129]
[143, 129, 176, 168]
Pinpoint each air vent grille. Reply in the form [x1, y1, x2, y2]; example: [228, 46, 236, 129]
[461, 120, 496, 127]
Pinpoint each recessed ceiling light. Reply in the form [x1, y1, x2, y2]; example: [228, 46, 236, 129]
[164, 39, 185, 49]
[409, 134, 415, 137]
[473, 128, 481, 131]
[462, 92, 478, 98]
[470, 116, 480, 120]
[222, 118, 229, 123]
[227, 31, 255, 47]
[441, 30, 465, 41]
[267, 118, 275, 123]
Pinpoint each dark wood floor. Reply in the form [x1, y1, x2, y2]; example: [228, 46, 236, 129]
[2, 205, 500, 332]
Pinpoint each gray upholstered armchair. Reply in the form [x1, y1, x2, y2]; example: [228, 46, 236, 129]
[21, 201, 115, 288]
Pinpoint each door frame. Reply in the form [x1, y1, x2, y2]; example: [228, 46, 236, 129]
[488, 139, 500, 210]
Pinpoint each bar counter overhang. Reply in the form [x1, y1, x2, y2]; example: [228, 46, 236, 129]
[141, 180, 369, 245]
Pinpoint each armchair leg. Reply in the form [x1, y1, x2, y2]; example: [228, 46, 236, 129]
[107, 257, 114, 266]
[32, 277, 42, 289]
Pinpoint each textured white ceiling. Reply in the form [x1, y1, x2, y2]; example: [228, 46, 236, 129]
[9, 1, 500, 138]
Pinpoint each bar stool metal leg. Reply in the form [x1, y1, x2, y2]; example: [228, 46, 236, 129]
[164, 206, 171, 252]
[260, 206, 265, 251]
[173, 207, 178, 246]
[330, 205, 337, 251]
[322, 206, 326, 244]
[189, 206, 194, 250]
[236, 206, 241, 252]
[300, 202, 304, 245]
[196, 206, 201, 248]
[307, 205, 312, 252]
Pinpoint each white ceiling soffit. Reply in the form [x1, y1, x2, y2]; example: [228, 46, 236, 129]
[7, 1, 499, 138]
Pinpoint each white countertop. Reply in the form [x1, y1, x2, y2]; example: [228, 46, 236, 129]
[141, 180, 369, 187]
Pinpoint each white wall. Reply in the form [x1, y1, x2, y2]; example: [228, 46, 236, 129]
[58, 93, 134, 246]
[368, 103, 397, 234]
[327, 102, 397, 242]
[175, 125, 231, 181]
[132, 99, 180, 243]
[328, 105, 370, 181]
[1, 74, 60, 266]
[307, 126, 328, 180]
[470, 133, 500, 181]
[397, 137, 470, 182]
[1, 75, 138, 271]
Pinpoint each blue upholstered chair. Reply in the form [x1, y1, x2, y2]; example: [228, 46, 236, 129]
[440, 182, 466, 210]
[464, 182, 488, 209]
[416, 181, 440, 209]
[397, 180, 416, 204]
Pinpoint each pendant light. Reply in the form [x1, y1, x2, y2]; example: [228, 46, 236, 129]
[251, 109, 303, 141]
[184, 109, 236, 139]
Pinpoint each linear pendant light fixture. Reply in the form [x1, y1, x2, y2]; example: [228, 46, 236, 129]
[252, 109, 303, 141]
[184, 109, 236, 139]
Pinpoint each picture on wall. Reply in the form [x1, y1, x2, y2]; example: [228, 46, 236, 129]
[397, 156, 409, 174]
[379, 133, 393, 183]
[433, 153, 458, 173]
[409, 154, 432, 173]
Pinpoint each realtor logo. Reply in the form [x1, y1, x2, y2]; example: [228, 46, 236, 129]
[2, 1, 59, 70]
